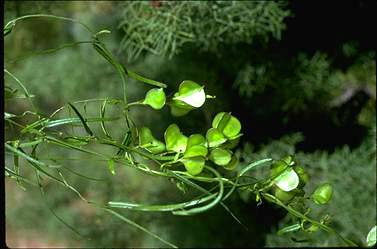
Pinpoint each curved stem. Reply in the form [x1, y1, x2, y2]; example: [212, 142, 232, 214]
[223, 158, 272, 201]
[5, 14, 94, 34]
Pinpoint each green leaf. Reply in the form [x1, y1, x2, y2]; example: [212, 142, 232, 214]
[212, 112, 241, 138]
[173, 80, 206, 108]
[206, 128, 227, 148]
[312, 183, 333, 205]
[274, 168, 299, 192]
[108, 159, 115, 175]
[68, 103, 94, 136]
[5, 112, 16, 119]
[102, 208, 178, 248]
[143, 88, 166, 110]
[4, 21, 15, 37]
[100, 98, 111, 138]
[181, 157, 205, 175]
[127, 70, 167, 88]
[367, 225, 376, 247]
[108, 193, 215, 211]
[209, 148, 232, 166]
[164, 124, 188, 153]
[277, 223, 301, 235]
[63, 136, 91, 146]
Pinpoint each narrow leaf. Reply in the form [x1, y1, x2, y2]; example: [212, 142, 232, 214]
[277, 223, 301, 235]
[108, 159, 115, 175]
[68, 103, 93, 136]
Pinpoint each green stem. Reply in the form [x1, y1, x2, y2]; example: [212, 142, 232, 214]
[5, 14, 94, 34]
[262, 193, 358, 247]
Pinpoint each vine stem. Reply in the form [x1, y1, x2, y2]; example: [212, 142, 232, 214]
[261, 193, 359, 247]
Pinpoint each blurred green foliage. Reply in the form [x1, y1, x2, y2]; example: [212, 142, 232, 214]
[236, 120, 376, 246]
[118, 1, 290, 60]
[4, 1, 376, 248]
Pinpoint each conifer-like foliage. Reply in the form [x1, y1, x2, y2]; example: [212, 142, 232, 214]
[118, 1, 290, 60]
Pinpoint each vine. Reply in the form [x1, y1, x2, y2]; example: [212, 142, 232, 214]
[4, 15, 374, 247]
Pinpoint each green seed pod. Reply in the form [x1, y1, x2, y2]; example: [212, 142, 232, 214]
[312, 183, 333, 205]
[170, 104, 192, 117]
[206, 128, 227, 148]
[274, 187, 296, 204]
[293, 165, 309, 188]
[223, 154, 238, 171]
[143, 88, 166, 110]
[139, 127, 166, 154]
[209, 148, 232, 166]
[220, 134, 242, 150]
[281, 155, 295, 166]
[186, 134, 206, 147]
[270, 160, 287, 177]
[164, 124, 188, 153]
[302, 220, 319, 233]
[172, 81, 206, 108]
[184, 145, 208, 158]
[147, 140, 166, 154]
[274, 187, 304, 204]
[212, 112, 241, 139]
[181, 156, 205, 176]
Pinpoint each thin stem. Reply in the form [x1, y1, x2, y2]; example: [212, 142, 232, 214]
[261, 193, 358, 247]
[5, 14, 94, 34]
